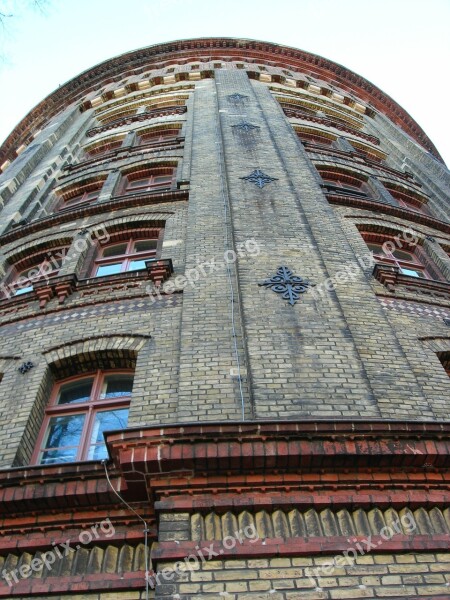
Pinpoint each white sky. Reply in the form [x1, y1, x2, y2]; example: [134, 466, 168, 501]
[0, 0, 449, 165]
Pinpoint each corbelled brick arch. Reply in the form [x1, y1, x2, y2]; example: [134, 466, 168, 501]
[42, 333, 151, 377]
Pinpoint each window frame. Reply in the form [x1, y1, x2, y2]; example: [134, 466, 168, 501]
[91, 234, 161, 278]
[122, 169, 175, 195]
[58, 189, 101, 211]
[31, 369, 133, 465]
[365, 239, 430, 279]
[2, 247, 68, 299]
[138, 129, 180, 146]
[84, 140, 124, 159]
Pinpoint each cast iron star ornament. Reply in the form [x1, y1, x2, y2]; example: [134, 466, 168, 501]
[241, 169, 278, 189]
[259, 266, 310, 306]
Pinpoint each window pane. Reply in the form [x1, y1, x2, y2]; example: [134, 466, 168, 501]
[95, 263, 123, 277]
[86, 191, 99, 200]
[153, 176, 171, 184]
[102, 243, 128, 258]
[367, 243, 384, 255]
[127, 259, 148, 271]
[134, 240, 157, 253]
[393, 249, 414, 261]
[40, 447, 80, 465]
[58, 378, 94, 404]
[100, 374, 133, 399]
[87, 408, 129, 460]
[40, 414, 86, 464]
[14, 285, 33, 296]
[65, 195, 84, 206]
[400, 268, 424, 278]
[128, 178, 150, 188]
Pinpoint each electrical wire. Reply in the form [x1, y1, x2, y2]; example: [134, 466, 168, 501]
[102, 460, 150, 600]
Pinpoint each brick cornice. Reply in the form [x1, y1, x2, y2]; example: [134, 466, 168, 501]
[104, 420, 450, 502]
[0, 38, 442, 167]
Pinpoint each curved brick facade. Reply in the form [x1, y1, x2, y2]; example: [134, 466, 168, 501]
[0, 38, 449, 600]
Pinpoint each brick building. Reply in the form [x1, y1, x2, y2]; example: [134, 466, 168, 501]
[0, 38, 449, 599]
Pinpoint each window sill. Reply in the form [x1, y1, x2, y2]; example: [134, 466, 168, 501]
[0, 261, 174, 310]
[373, 263, 450, 298]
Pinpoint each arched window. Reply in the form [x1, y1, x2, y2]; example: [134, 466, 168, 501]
[92, 234, 160, 277]
[32, 370, 133, 465]
[360, 231, 441, 280]
[1, 246, 69, 299]
[318, 168, 369, 199]
[367, 241, 428, 278]
[383, 184, 430, 215]
[57, 180, 105, 211]
[84, 139, 124, 158]
[122, 168, 175, 195]
[138, 128, 180, 146]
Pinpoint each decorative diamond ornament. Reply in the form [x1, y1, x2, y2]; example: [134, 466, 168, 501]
[232, 121, 260, 132]
[227, 93, 249, 102]
[259, 266, 310, 306]
[241, 169, 277, 188]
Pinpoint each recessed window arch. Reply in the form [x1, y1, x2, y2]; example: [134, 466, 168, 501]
[358, 227, 442, 280]
[26, 342, 147, 466]
[120, 165, 175, 196]
[137, 124, 182, 146]
[32, 369, 132, 465]
[56, 177, 107, 211]
[317, 166, 370, 198]
[98, 107, 137, 125]
[381, 182, 430, 215]
[348, 140, 386, 162]
[1, 241, 71, 299]
[83, 134, 126, 159]
[90, 226, 163, 278]
[294, 126, 337, 147]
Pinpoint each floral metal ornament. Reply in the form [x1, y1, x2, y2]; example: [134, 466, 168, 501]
[232, 121, 260, 132]
[259, 266, 310, 306]
[241, 169, 278, 189]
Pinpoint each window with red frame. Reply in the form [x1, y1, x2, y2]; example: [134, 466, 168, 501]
[92, 236, 159, 277]
[2, 248, 67, 299]
[296, 131, 335, 147]
[58, 189, 101, 210]
[138, 129, 179, 145]
[383, 186, 430, 215]
[366, 240, 430, 279]
[32, 370, 132, 465]
[85, 140, 123, 158]
[123, 171, 174, 195]
[319, 170, 369, 199]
